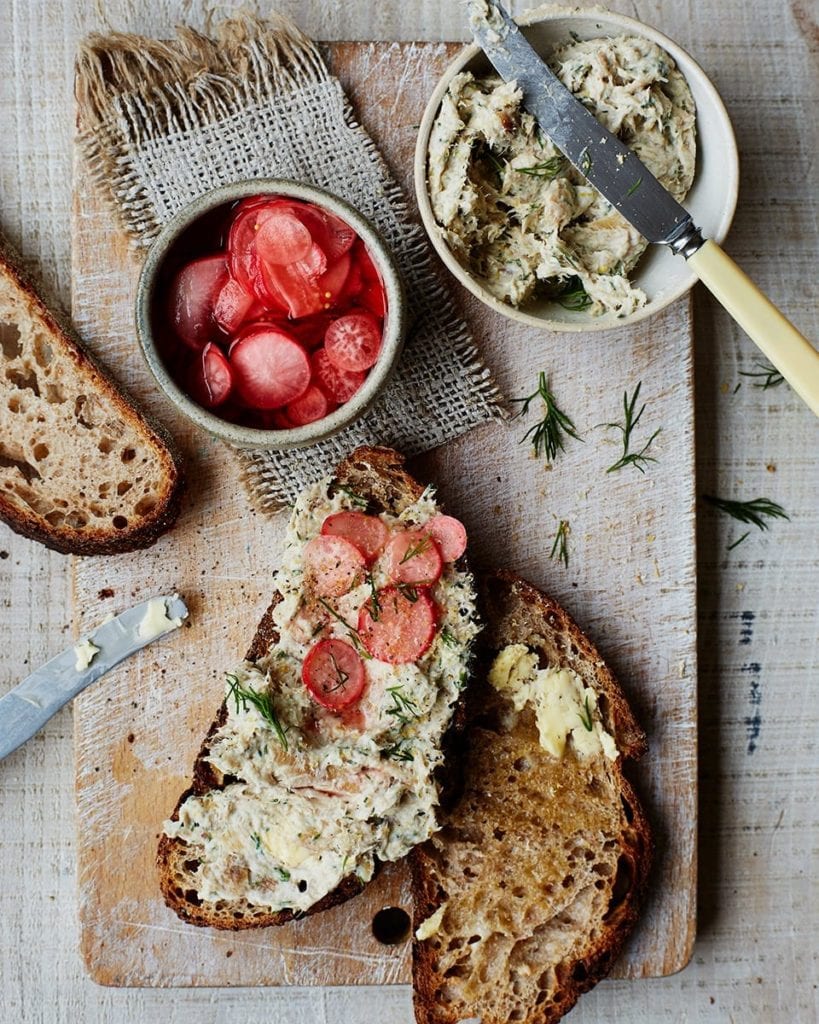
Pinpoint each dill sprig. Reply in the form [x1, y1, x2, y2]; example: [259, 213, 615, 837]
[385, 685, 420, 725]
[483, 147, 506, 182]
[227, 674, 288, 750]
[550, 519, 570, 567]
[381, 738, 414, 763]
[318, 597, 355, 632]
[515, 155, 564, 179]
[727, 531, 751, 551]
[556, 275, 592, 311]
[399, 535, 432, 564]
[326, 652, 350, 694]
[511, 371, 583, 462]
[703, 495, 790, 532]
[739, 360, 785, 389]
[604, 381, 661, 474]
[335, 485, 368, 508]
[317, 598, 372, 659]
[440, 627, 458, 648]
[578, 695, 594, 732]
[367, 571, 381, 621]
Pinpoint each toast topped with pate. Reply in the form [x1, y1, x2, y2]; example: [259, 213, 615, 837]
[158, 447, 480, 927]
[411, 571, 652, 1024]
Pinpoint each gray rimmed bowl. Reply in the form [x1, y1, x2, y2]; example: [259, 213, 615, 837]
[414, 7, 739, 332]
[135, 179, 406, 449]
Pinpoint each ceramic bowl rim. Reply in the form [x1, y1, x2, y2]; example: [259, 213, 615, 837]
[413, 7, 740, 332]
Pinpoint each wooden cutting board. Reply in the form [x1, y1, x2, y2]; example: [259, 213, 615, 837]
[71, 41, 697, 987]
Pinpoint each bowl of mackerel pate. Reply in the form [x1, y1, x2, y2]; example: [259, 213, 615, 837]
[415, 5, 738, 330]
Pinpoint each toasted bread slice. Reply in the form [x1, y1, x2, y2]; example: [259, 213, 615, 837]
[411, 571, 652, 1024]
[0, 236, 183, 554]
[158, 446, 475, 929]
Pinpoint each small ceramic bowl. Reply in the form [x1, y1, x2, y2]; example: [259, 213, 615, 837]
[414, 7, 739, 332]
[136, 179, 406, 448]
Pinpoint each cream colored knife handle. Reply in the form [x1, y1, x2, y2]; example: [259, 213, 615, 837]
[687, 240, 819, 416]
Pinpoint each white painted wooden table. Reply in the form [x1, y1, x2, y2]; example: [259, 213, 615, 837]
[0, 1, 816, 1021]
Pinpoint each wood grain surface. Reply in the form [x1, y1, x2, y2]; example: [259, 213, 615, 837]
[70, 40, 696, 987]
[1, 1, 817, 1022]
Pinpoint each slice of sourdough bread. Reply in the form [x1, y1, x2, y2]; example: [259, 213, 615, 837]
[0, 236, 183, 554]
[411, 571, 652, 1024]
[158, 446, 470, 929]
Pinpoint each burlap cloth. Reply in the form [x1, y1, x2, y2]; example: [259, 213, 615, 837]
[75, 12, 504, 508]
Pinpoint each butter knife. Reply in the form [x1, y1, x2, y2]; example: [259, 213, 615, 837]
[467, 0, 819, 417]
[0, 594, 188, 762]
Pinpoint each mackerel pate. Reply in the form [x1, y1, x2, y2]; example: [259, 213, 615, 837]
[427, 34, 697, 316]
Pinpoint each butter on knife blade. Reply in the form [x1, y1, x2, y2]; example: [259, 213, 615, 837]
[0, 594, 189, 762]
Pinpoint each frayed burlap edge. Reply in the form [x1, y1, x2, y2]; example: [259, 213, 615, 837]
[75, 15, 329, 245]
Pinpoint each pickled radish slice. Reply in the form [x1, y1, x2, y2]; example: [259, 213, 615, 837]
[228, 326, 311, 409]
[303, 535, 367, 597]
[360, 279, 387, 317]
[321, 511, 389, 562]
[325, 312, 382, 372]
[423, 515, 468, 562]
[286, 385, 330, 425]
[385, 529, 443, 586]
[319, 211, 356, 259]
[354, 240, 388, 317]
[294, 205, 357, 260]
[343, 260, 364, 301]
[312, 348, 366, 403]
[228, 203, 284, 303]
[187, 342, 233, 408]
[316, 252, 352, 309]
[358, 586, 436, 664]
[296, 243, 328, 279]
[302, 639, 365, 710]
[271, 409, 296, 430]
[255, 211, 313, 265]
[261, 255, 327, 319]
[168, 255, 228, 349]
[285, 312, 334, 350]
[213, 276, 255, 334]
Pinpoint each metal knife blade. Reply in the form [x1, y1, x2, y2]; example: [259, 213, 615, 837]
[466, 0, 698, 250]
[0, 594, 188, 762]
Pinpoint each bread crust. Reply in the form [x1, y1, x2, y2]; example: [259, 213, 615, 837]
[157, 446, 469, 930]
[482, 571, 647, 760]
[0, 236, 184, 555]
[410, 570, 653, 1024]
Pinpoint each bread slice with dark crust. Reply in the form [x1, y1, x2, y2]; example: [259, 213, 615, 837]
[0, 235, 184, 554]
[411, 571, 652, 1024]
[158, 446, 453, 930]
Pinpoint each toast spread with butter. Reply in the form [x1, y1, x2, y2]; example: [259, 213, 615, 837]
[411, 571, 652, 1024]
[0, 235, 183, 554]
[158, 447, 479, 928]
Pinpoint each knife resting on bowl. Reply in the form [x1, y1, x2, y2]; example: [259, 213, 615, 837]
[467, 0, 819, 417]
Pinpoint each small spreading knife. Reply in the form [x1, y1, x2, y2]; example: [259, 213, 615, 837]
[0, 594, 188, 762]
[467, 0, 819, 417]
